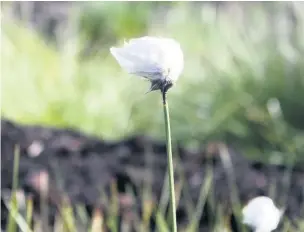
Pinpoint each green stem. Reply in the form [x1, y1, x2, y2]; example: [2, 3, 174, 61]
[162, 90, 177, 232]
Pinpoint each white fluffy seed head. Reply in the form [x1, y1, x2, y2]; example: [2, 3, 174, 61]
[110, 36, 184, 84]
[242, 196, 284, 232]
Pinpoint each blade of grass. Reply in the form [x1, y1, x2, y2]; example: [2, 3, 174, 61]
[89, 208, 104, 232]
[26, 195, 33, 232]
[218, 144, 247, 232]
[186, 168, 213, 232]
[54, 212, 64, 232]
[107, 180, 119, 232]
[3, 197, 34, 232]
[59, 197, 77, 232]
[175, 150, 195, 216]
[155, 210, 170, 232]
[76, 204, 90, 229]
[158, 170, 169, 215]
[6, 146, 20, 232]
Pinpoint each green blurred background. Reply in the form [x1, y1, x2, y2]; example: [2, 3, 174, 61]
[1, 2, 304, 164]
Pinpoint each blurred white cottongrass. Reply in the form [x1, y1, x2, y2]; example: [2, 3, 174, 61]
[110, 36, 184, 92]
[242, 196, 284, 232]
[111, 36, 184, 232]
[267, 98, 282, 120]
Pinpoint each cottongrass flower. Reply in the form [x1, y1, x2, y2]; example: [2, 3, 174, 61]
[242, 196, 284, 232]
[110, 36, 184, 93]
[111, 36, 184, 232]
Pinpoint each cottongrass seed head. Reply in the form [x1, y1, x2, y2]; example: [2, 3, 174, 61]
[110, 36, 184, 93]
[242, 196, 284, 232]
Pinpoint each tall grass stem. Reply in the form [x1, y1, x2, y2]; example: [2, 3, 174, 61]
[162, 90, 177, 232]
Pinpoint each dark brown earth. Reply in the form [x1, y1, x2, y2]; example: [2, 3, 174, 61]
[1, 119, 304, 231]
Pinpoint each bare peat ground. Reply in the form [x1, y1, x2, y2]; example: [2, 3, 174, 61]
[1, 119, 304, 231]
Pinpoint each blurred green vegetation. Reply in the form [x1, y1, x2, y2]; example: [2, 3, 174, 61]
[1, 2, 304, 163]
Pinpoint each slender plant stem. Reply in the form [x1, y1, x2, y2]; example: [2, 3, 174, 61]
[161, 90, 177, 232]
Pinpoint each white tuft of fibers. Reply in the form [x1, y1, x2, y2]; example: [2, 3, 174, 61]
[242, 196, 284, 232]
[110, 36, 184, 84]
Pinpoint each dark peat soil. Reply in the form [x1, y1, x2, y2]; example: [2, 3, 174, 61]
[1, 119, 304, 231]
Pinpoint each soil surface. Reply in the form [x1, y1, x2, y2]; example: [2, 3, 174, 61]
[1, 119, 304, 231]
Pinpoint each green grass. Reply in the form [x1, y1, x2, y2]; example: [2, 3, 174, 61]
[2, 2, 304, 164]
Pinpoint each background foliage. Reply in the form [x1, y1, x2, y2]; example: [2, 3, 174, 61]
[1, 2, 304, 163]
